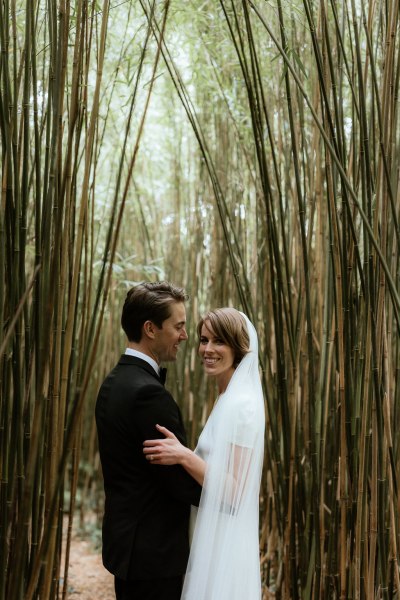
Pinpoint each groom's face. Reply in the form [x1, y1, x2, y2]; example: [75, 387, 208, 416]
[152, 301, 188, 363]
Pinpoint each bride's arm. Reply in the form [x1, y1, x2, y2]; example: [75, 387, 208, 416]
[222, 445, 254, 509]
[143, 425, 206, 485]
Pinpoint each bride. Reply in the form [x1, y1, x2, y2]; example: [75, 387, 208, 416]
[143, 308, 265, 599]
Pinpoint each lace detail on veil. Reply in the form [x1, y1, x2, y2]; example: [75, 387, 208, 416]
[182, 314, 265, 600]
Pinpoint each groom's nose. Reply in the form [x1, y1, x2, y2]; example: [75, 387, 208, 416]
[179, 327, 188, 340]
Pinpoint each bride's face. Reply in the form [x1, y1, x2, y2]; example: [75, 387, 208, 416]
[198, 322, 235, 386]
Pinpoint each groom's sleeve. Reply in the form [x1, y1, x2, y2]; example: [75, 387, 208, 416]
[135, 383, 202, 506]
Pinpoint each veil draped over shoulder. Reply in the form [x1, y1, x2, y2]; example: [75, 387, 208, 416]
[181, 313, 265, 600]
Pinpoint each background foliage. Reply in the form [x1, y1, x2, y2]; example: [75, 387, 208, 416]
[1, 0, 399, 598]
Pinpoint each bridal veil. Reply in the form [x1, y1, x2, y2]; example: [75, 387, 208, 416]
[181, 313, 265, 600]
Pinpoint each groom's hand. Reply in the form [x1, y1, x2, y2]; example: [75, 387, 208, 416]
[143, 424, 190, 465]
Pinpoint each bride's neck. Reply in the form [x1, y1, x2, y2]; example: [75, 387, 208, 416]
[217, 367, 235, 394]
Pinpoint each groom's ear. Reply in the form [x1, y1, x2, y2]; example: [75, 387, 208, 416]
[143, 320, 157, 339]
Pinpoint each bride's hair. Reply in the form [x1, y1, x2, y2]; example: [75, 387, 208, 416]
[197, 307, 250, 366]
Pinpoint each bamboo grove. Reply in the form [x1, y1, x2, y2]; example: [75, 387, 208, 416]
[0, 0, 399, 598]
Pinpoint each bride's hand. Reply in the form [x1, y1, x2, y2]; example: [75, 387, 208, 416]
[143, 424, 190, 465]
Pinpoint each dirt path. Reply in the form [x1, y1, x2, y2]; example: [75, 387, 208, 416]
[65, 527, 275, 599]
[66, 533, 114, 600]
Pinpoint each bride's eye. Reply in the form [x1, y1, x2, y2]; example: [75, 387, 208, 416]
[200, 337, 208, 345]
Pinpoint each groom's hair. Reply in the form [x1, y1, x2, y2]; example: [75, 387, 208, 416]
[121, 281, 188, 342]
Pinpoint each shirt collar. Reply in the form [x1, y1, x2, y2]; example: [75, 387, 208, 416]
[125, 348, 160, 376]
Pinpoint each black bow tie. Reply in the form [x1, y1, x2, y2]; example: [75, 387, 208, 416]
[159, 367, 167, 384]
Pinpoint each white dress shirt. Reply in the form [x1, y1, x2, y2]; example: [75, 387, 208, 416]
[125, 348, 160, 376]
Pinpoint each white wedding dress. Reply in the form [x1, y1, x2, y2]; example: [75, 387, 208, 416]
[181, 313, 265, 600]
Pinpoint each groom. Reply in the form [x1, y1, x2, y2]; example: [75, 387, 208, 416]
[95, 282, 201, 600]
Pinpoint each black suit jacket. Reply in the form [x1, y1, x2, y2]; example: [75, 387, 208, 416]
[95, 355, 202, 581]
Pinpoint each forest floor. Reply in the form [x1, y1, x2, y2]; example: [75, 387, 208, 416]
[64, 522, 114, 600]
[64, 519, 276, 600]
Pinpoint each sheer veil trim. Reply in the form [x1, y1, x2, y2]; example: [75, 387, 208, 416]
[181, 313, 265, 600]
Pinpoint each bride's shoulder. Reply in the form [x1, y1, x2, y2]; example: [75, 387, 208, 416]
[222, 393, 257, 423]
